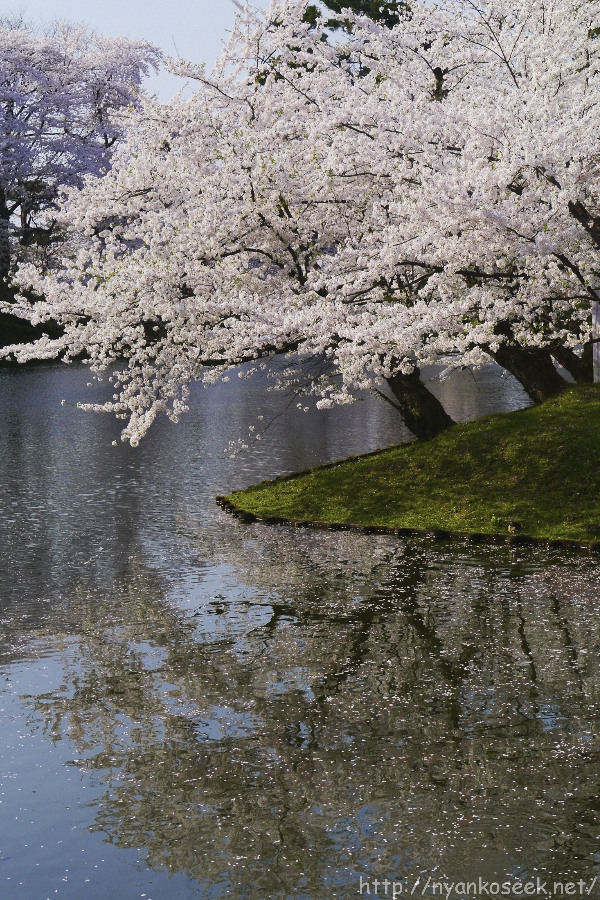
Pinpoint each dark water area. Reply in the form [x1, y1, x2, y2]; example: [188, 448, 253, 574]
[1, 363, 599, 900]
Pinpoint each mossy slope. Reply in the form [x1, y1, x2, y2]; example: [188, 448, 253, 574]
[227, 385, 600, 542]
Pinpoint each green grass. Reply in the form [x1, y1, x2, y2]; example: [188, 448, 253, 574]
[226, 384, 600, 543]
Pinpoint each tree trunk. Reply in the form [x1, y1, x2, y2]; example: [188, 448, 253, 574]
[0, 186, 11, 289]
[568, 200, 600, 250]
[550, 343, 594, 384]
[488, 343, 567, 403]
[385, 368, 455, 441]
[593, 299, 600, 384]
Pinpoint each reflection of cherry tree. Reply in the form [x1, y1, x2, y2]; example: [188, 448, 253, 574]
[30, 541, 600, 896]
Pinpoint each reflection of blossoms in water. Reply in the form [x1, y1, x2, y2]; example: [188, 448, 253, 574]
[28, 534, 600, 898]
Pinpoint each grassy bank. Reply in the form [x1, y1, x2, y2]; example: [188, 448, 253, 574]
[225, 384, 600, 544]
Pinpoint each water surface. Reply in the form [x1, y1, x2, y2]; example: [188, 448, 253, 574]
[1, 363, 598, 900]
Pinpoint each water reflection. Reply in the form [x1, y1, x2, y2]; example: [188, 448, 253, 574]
[22, 539, 600, 898]
[1, 363, 598, 900]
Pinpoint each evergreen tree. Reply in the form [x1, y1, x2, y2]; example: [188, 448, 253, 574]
[304, 1, 403, 31]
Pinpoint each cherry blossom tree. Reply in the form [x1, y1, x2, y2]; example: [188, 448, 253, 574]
[2, 0, 598, 443]
[306, 0, 599, 391]
[0, 20, 160, 294]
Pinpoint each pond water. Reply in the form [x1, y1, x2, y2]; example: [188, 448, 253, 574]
[1, 363, 599, 900]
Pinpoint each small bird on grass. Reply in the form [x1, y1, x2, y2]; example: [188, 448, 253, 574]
[508, 520, 522, 534]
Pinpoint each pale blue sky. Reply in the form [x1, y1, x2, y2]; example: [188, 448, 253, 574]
[7, 0, 269, 98]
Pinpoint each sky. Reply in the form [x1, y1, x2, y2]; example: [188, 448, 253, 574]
[6, 0, 269, 99]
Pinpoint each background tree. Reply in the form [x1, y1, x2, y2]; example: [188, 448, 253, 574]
[0, 19, 160, 306]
